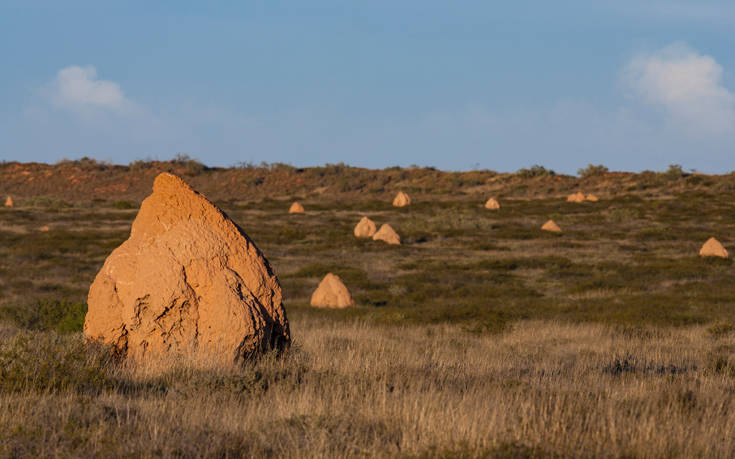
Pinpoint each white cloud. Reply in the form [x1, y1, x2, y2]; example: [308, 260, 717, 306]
[49, 65, 128, 112]
[623, 43, 735, 136]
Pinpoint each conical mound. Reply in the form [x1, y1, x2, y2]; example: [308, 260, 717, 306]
[393, 191, 411, 207]
[310, 273, 354, 308]
[373, 223, 401, 245]
[85, 172, 290, 361]
[4, 196, 13, 208]
[566, 192, 585, 203]
[485, 198, 500, 210]
[541, 220, 561, 232]
[289, 201, 305, 214]
[700, 237, 729, 258]
[585, 194, 599, 202]
[354, 216, 377, 238]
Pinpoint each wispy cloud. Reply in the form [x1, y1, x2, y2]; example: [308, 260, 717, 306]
[622, 43, 735, 136]
[48, 65, 129, 113]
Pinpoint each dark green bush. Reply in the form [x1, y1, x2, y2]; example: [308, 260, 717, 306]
[664, 164, 685, 180]
[517, 165, 556, 178]
[171, 154, 208, 176]
[578, 164, 609, 177]
[112, 200, 135, 209]
[0, 333, 113, 393]
[24, 196, 72, 208]
[0, 300, 87, 334]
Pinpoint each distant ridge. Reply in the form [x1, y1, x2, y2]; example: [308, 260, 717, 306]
[0, 159, 727, 203]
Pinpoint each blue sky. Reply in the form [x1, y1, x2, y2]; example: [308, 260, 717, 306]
[1, 1, 734, 173]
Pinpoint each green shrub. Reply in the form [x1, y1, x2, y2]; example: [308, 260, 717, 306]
[171, 154, 208, 176]
[24, 196, 72, 208]
[686, 175, 706, 186]
[111, 200, 135, 209]
[517, 165, 556, 178]
[128, 158, 154, 172]
[0, 333, 113, 393]
[0, 300, 87, 334]
[664, 164, 685, 180]
[578, 164, 609, 177]
[607, 207, 641, 223]
[266, 162, 296, 172]
[56, 157, 112, 171]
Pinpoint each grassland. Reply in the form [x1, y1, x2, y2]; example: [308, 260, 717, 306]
[2, 165, 735, 457]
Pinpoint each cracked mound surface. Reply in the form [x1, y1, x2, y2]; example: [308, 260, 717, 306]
[84, 172, 290, 360]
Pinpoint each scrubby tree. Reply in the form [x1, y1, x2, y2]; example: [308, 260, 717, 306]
[517, 165, 556, 178]
[664, 164, 685, 179]
[577, 164, 609, 177]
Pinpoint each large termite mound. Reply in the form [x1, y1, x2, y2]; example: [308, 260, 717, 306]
[85, 172, 290, 361]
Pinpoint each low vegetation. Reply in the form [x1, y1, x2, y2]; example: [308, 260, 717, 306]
[2, 164, 735, 456]
[2, 320, 735, 456]
[516, 164, 556, 178]
[577, 163, 609, 177]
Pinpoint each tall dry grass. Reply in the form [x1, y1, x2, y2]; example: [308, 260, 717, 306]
[2, 316, 735, 457]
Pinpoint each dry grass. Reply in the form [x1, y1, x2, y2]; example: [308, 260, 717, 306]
[3, 167, 735, 456]
[2, 317, 735, 457]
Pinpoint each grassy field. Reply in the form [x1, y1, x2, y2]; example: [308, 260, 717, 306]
[2, 177, 735, 456]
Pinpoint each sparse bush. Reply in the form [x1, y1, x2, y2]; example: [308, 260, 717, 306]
[607, 207, 641, 223]
[686, 175, 706, 186]
[578, 164, 609, 177]
[664, 164, 685, 180]
[267, 162, 296, 172]
[129, 158, 154, 172]
[24, 196, 72, 208]
[56, 157, 112, 171]
[233, 161, 255, 169]
[243, 175, 265, 186]
[631, 170, 665, 190]
[170, 154, 207, 176]
[0, 300, 87, 334]
[112, 200, 135, 209]
[517, 165, 556, 178]
[0, 332, 113, 393]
